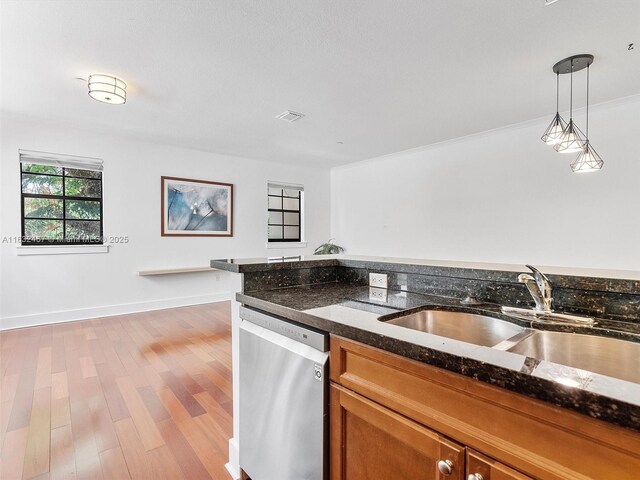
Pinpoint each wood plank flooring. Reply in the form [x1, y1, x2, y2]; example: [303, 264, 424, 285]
[0, 302, 233, 480]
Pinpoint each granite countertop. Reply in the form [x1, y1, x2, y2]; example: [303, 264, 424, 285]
[212, 254, 640, 289]
[236, 282, 640, 432]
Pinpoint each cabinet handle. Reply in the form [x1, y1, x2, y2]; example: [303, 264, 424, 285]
[437, 459, 454, 476]
[468, 474, 484, 480]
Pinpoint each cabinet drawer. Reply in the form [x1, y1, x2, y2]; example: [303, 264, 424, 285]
[330, 335, 640, 480]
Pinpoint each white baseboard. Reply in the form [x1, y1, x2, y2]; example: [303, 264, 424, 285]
[226, 437, 240, 479]
[0, 292, 233, 331]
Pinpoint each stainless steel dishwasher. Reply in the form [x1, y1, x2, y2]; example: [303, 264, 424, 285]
[239, 306, 329, 480]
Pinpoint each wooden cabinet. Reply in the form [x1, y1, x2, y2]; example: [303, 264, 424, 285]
[466, 449, 533, 480]
[331, 384, 465, 480]
[330, 335, 640, 480]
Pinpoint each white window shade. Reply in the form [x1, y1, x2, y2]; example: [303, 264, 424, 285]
[267, 182, 303, 192]
[19, 149, 104, 172]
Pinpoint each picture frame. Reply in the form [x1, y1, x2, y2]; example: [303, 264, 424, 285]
[161, 176, 233, 237]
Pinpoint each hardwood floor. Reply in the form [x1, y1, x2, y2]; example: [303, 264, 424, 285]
[0, 302, 233, 480]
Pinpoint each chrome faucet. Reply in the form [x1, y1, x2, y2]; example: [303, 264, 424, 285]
[518, 265, 553, 313]
[502, 265, 594, 325]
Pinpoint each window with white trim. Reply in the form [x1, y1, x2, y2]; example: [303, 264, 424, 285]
[267, 183, 303, 242]
[19, 150, 104, 245]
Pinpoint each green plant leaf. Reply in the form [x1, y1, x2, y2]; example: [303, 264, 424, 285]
[313, 239, 345, 255]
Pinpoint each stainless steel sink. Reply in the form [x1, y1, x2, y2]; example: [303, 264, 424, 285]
[383, 310, 526, 347]
[507, 331, 640, 384]
[381, 308, 640, 384]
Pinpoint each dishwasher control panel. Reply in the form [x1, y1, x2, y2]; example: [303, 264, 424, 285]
[240, 306, 329, 352]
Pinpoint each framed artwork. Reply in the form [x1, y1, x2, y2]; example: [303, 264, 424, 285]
[161, 176, 233, 237]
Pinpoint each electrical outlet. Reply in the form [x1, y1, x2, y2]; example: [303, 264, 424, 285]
[369, 287, 388, 302]
[369, 272, 388, 288]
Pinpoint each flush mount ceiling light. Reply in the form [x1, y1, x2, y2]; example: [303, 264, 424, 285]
[87, 74, 127, 104]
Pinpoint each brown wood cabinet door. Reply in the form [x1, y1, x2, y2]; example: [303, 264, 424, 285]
[466, 449, 533, 480]
[331, 383, 465, 480]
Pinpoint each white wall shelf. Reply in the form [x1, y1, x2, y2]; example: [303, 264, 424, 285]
[266, 241, 307, 249]
[136, 266, 217, 276]
[16, 245, 110, 256]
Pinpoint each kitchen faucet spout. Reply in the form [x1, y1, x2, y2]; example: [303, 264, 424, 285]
[503, 266, 594, 325]
[519, 265, 553, 313]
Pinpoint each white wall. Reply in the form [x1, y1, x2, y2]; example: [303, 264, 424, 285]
[3, 95, 638, 329]
[0, 114, 331, 328]
[331, 96, 640, 272]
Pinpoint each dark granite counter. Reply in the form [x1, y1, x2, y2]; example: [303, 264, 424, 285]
[237, 282, 640, 432]
[212, 255, 640, 294]
[213, 255, 640, 322]
[213, 255, 640, 432]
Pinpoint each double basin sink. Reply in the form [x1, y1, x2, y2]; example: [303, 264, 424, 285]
[381, 309, 640, 384]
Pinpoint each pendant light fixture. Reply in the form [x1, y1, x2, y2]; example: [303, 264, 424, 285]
[571, 64, 604, 172]
[540, 72, 567, 145]
[553, 56, 590, 153]
[87, 74, 127, 104]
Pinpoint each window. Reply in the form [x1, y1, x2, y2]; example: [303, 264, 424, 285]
[20, 150, 104, 245]
[267, 183, 303, 242]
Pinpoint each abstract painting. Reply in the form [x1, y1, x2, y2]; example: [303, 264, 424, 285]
[161, 176, 233, 236]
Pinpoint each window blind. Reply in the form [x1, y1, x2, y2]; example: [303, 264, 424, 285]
[267, 182, 303, 192]
[19, 149, 104, 172]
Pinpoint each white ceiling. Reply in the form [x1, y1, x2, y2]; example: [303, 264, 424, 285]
[1, 0, 639, 166]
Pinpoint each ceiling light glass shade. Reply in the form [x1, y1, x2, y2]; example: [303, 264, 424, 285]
[88, 74, 126, 104]
[571, 142, 604, 173]
[541, 112, 568, 145]
[554, 119, 586, 153]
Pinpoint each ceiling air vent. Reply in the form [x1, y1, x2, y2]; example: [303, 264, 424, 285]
[276, 110, 305, 122]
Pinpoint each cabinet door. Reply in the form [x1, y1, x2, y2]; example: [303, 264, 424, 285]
[331, 384, 465, 480]
[466, 449, 533, 480]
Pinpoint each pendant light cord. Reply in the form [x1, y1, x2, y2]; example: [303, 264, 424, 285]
[556, 72, 560, 113]
[586, 64, 590, 139]
[569, 60, 573, 119]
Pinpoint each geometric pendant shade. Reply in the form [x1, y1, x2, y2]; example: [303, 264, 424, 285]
[541, 112, 568, 145]
[554, 119, 586, 153]
[571, 141, 604, 172]
[541, 72, 567, 146]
